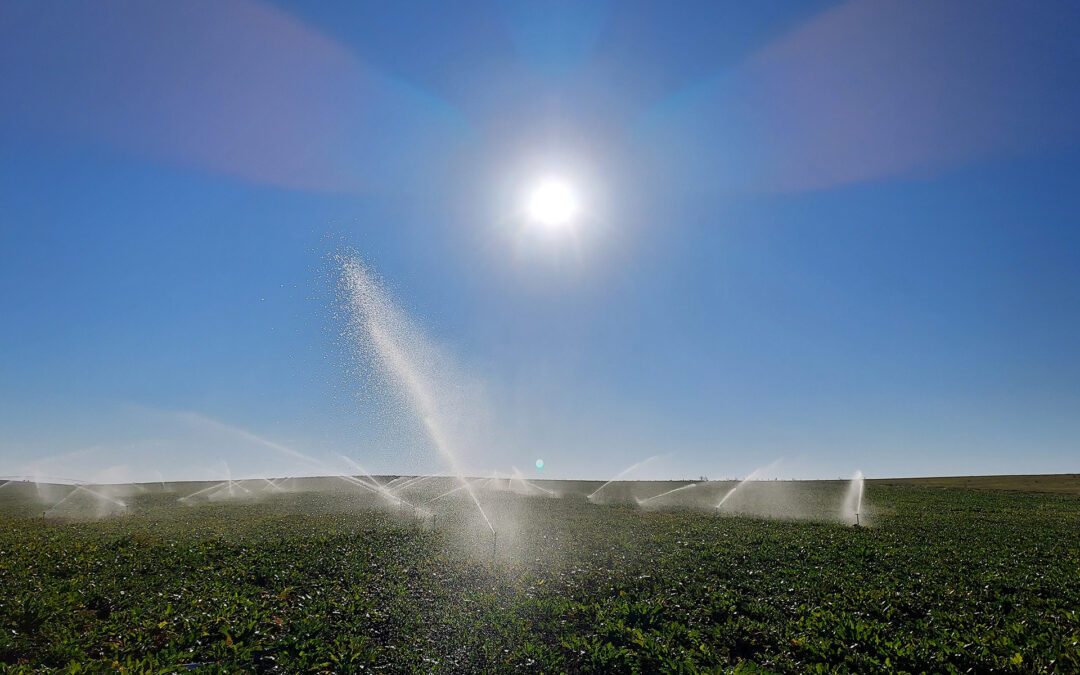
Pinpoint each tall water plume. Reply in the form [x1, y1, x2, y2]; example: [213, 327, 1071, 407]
[338, 255, 494, 533]
[841, 470, 865, 526]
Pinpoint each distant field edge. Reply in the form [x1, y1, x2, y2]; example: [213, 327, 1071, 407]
[869, 473, 1080, 494]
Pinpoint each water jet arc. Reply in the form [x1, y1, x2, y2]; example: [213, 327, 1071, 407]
[716, 460, 783, 510]
[341, 257, 495, 534]
[638, 482, 696, 505]
[588, 455, 660, 502]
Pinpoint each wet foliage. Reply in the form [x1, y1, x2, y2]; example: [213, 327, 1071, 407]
[0, 483, 1077, 673]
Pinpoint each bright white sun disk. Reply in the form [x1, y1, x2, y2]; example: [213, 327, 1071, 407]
[527, 179, 577, 227]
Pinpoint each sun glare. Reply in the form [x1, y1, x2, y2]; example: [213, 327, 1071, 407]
[527, 178, 578, 227]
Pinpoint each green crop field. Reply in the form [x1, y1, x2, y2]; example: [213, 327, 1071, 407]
[869, 474, 1080, 495]
[0, 479, 1078, 674]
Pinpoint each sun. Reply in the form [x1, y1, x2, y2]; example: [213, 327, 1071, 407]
[527, 178, 578, 228]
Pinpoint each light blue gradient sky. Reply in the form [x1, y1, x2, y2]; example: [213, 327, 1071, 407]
[1, 0, 1079, 482]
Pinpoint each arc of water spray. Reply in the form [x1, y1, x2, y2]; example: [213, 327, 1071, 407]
[523, 479, 555, 496]
[716, 485, 738, 509]
[179, 480, 237, 503]
[426, 477, 486, 504]
[332, 472, 381, 496]
[511, 466, 556, 497]
[386, 475, 419, 491]
[341, 258, 494, 534]
[587, 455, 661, 501]
[638, 482, 696, 505]
[339, 456, 390, 492]
[165, 412, 423, 510]
[44, 485, 127, 516]
[42, 487, 82, 514]
[394, 474, 438, 493]
[178, 483, 215, 502]
[227, 480, 251, 496]
[259, 477, 286, 493]
[382, 475, 411, 490]
[385, 474, 439, 495]
[332, 471, 430, 518]
[186, 461, 250, 501]
[339, 456, 424, 511]
[716, 459, 784, 509]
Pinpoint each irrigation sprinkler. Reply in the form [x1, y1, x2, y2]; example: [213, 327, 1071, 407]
[493, 530, 497, 564]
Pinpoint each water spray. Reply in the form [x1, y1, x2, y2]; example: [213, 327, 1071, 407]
[338, 457, 426, 511]
[43, 485, 127, 518]
[510, 467, 556, 497]
[843, 470, 865, 527]
[588, 455, 660, 502]
[716, 460, 784, 510]
[393, 474, 438, 494]
[426, 478, 484, 505]
[716, 485, 738, 509]
[340, 257, 495, 535]
[638, 482, 696, 506]
[522, 479, 556, 496]
[259, 477, 286, 493]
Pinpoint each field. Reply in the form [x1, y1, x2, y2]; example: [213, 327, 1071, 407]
[870, 474, 1080, 495]
[0, 477, 1078, 673]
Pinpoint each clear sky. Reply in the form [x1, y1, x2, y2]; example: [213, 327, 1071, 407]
[1, 0, 1079, 482]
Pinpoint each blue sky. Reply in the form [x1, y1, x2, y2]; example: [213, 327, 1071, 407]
[1, 0, 1079, 482]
